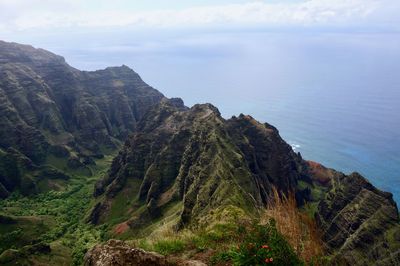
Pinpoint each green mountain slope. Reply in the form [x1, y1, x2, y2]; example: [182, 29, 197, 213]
[0, 40, 165, 197]
[91, 100, 400, 265]
[0, 41, 399, 265]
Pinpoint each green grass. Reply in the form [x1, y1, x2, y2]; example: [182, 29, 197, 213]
[153, 239, 186, 255]
[129, 218, 305, 265]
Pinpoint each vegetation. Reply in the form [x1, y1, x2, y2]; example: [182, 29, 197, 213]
[0, 155, 114, 265]
[226, 220, 302, 265]
[130, 204, 325, 265]
[1, 146, 328, 266]
[153, 239, 186, 255]
[263, 188, 324, 263]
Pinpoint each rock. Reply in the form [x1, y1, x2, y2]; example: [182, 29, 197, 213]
[179, 261, 207, 266]
[90, 100, 308, 228]
[85, 240, 207, 266]
[315, 172, 400, 266]
[84, 240, 170, 266]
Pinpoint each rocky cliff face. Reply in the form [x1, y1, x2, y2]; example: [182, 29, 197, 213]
[91, 102, 400, 265]
[312, 166, 400, 265]
[1, 41, 399, 265]
[90, 99, 312, 231]
[0, 41, 165, 196]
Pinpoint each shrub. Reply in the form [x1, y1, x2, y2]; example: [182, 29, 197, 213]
[263, 187, 324, 263]
[228, 220, 303, 265]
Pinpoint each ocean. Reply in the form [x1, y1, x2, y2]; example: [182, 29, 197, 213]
[15, 28, 400, 204]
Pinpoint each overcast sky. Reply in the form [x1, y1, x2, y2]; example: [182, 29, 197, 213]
[1, 0, 399, 34]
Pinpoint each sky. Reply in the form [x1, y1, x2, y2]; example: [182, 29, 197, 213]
[1, 0, 400, 35]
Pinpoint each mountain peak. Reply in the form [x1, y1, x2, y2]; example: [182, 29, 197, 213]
[0, 40, 66, 66]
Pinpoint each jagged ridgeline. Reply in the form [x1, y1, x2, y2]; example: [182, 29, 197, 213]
[90, 98, 400, 265]
[0, 40, 164, 197]
[90, 100, 306, 228]
[0, 41, 399, 265]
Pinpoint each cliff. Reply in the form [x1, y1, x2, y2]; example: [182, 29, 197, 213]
[0, 41, 399, 265]
[90, 101, 400, 265]
[0, 41, 164, 196]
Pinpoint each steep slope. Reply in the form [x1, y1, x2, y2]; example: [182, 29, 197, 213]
[90, 99, 311, 231]
[0, 41, 399, 265]
[0, 40, 165, 196]
[311, 164, 400, 265]
[91, 101, 400, 265]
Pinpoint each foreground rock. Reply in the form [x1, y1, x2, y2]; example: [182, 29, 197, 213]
[84, 240, 206, 266]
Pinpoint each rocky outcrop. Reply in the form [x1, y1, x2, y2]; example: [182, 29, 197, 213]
[315, 171, 400, 265]
[84, 240, 169, 266]
[91, 101, 400, 265]
[84, 240, 206, 266]
[0, 40, 165, 196]
[90, 100, 311, 229]
[1, 40, 399, 265]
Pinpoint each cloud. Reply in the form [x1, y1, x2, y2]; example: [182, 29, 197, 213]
[0, 0, 398, 32]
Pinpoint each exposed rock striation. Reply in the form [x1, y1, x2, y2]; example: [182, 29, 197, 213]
[90, 99, 310, 228]
[0, 40, 165, 196]
[92, 102, 400, 265]
[0, 41, 399, 265]
[314, 170, 400, 265]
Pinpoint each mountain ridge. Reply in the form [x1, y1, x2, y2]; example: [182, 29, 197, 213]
[90, 97, 400, 265]
[0, 40, 399, 265]
[0, 40, 165, 197]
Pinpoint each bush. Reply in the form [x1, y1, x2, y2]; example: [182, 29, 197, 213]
[263, 187, 324, 263]
[217, 220, 303, 266]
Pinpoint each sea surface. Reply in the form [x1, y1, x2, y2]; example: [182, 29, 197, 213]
[12, 28, 400, 204]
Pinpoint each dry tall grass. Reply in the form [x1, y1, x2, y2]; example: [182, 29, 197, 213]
[262, 187, 324, 263]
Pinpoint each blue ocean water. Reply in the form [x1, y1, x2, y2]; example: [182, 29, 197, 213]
[14, 29, 400, 204]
